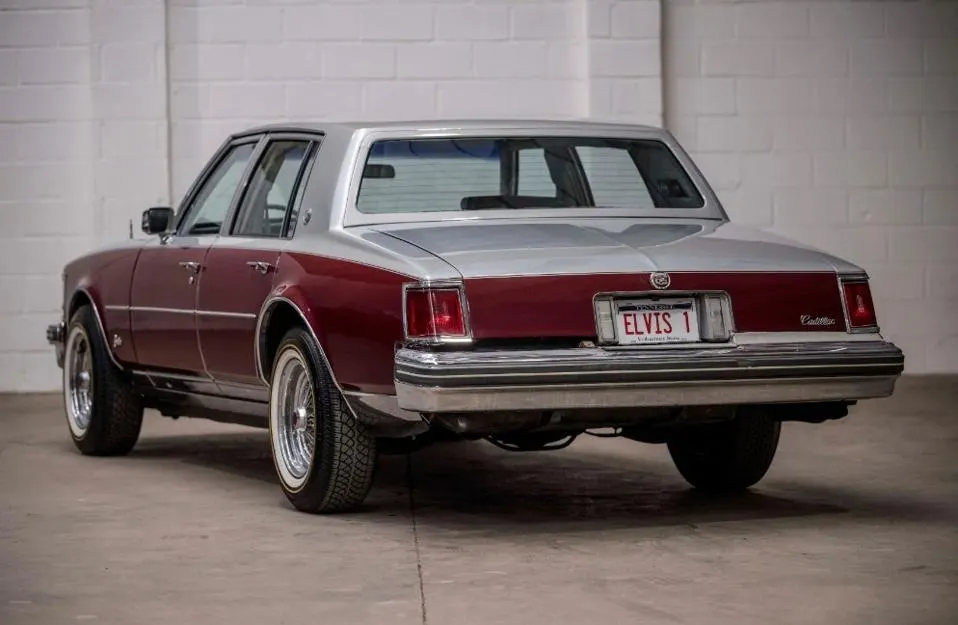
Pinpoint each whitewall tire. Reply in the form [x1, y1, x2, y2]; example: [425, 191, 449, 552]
[269, 345, 314, 492]
[267, 327, 377, 513]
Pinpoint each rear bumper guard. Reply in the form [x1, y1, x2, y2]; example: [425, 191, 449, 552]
[394, 340, 905, 413]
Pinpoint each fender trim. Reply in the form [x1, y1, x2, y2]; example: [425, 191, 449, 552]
[254, 295, 343, 393]
[69, 287, 125, 371]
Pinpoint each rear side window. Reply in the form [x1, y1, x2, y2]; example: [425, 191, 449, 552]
[355, 136, 704, 214]
[231, 140, 311, 238]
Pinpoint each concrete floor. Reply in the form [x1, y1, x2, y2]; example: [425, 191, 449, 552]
[1, 377, 956, 625]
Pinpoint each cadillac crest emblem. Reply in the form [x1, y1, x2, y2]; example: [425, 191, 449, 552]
[650, 272, 671, 290]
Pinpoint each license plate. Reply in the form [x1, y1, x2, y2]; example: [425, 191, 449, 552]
[614, 298, 700, 345]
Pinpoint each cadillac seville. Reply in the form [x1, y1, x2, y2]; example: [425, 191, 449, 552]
[46, 120, 905, 513]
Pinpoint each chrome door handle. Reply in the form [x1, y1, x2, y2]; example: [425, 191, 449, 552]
[178, 261, 201, 273]
[246, 261, 273, 275]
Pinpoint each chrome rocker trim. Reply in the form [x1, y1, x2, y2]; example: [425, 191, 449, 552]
[394, 340, 905, 413]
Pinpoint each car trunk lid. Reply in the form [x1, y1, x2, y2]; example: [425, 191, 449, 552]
[374, 218, 854, 338]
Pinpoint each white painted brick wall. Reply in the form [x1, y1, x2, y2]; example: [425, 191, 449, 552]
[7, 0, 952, 387]
[1, 0, 662, 391]
[665, 0, 958, 373]
[1, 3, 95, 391]
[0, 0, 169, 391]
[167, 0, 663, 199]
[88, 1, 170, 248]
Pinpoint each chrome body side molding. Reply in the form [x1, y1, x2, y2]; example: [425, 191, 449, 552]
[104, 304, 256, 319]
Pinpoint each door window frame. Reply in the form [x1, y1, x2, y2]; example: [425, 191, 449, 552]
[283, 141, 319, 240]
[223, 132, 323, 240]
[171, 134, 267, 239]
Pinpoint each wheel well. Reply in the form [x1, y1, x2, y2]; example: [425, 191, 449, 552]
[259, 301, 306, 380]
[68, 290, 93, 319]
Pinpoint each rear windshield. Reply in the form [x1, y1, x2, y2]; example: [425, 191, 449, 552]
[355, 136, 704, 214]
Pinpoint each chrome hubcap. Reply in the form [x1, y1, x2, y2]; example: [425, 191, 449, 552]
[277, 354, 316, 480]
[67, 329, 94, 432]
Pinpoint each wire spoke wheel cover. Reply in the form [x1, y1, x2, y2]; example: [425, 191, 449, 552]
[270, 346, 317, 491]
[64, 325, 95, 438]
[60, 305, 143, 456]
[266, 327, 377, 513]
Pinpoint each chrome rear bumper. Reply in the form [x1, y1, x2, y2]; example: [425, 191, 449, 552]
[394, 340, 905, 413]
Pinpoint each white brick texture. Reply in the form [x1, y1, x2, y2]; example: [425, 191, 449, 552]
[11, 0, 954, 383]
[1, 0, 662, 391]
[665, 0, 958, 373]
[0, 1, 168, 391]
[167, 0, 663, 196]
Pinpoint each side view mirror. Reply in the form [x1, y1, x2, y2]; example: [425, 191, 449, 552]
[142, 206, 174, 235]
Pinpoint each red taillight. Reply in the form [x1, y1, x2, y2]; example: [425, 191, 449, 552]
[404, 287, 468, 339]
[841, 280, 877, 329]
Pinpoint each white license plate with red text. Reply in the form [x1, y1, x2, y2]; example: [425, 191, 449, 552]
[615, 298, 700, 345]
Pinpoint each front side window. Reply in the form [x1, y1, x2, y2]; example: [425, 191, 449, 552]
[355, 136, 704, 214]
[179, 142, 257, 236]
[232, 140, 311, 238]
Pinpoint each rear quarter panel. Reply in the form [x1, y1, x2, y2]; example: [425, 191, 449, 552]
[270, 251, 413, 394]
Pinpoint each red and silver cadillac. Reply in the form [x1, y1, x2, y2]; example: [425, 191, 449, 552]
[46, 120, 904, 513]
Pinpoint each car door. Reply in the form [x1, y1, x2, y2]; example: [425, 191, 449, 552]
[129, 137, 262, 375]
[197, 135, 319, 388]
